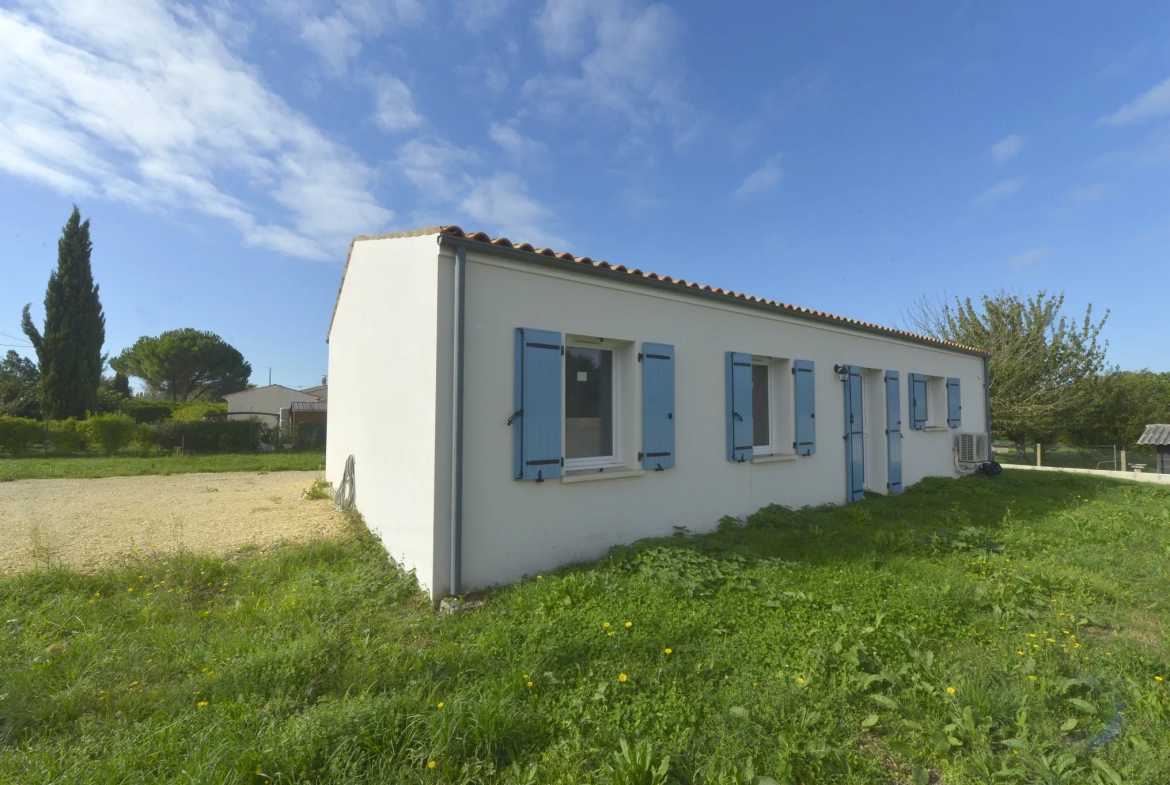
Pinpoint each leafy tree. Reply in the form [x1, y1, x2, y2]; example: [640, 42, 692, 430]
[904, 290, 1108, 457]
[111, 372, 131, 398]
[110, 328, 251, 402]
[0, 350, 42, 419]
[1066, 370, 1170, 447]
[21, 206, 106, 419]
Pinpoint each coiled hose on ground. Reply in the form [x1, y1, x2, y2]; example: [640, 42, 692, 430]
[334, 454, 355, 513]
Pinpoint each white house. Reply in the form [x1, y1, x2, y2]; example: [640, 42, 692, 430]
[326, 226, 990, 602]
[223, 384, 327, 427]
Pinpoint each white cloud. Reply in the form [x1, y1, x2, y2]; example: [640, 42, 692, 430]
[974, 178, 1024, 206]
[274, 0, 424, 75]
[524, 0, 696, 139]
[0, 0, 392, 261]
[373, 76, 423, 132]
[395, 135, 563, 247]
[396, 138, 479, 202]
[734, 153, 783, 198]
[489, 120, 549, 167]
[1008, 247, 1050, 269]
[1066, 183, 1112, 203]
[990, 134, 1024, 164]
[460, 173, 564, 247]
[1097, 76, 1170, 126]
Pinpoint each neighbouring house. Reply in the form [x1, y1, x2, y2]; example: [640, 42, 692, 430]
[1137, 425, 1170, 474]
[326, 226, 991, 601]
[223, 384, 327, 428]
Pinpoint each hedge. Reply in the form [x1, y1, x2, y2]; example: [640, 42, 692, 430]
[0, 416, 44, 454]
[85, 413, 137, 455]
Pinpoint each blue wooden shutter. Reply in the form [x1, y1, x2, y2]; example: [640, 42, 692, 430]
[513, 328, 562, 481]
[844, 365, 865, 502]
[884, 371, 903, 493]
[793, 359, 816, 455]
[725, 352, 753, 462]
[641, 343, 675, 470]
[946, 377, 961, 428]
[908, 373, 927, 430]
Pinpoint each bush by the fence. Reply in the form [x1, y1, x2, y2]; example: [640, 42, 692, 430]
[48, 418, 86, 451]
[152, 419, 262, 453]
[119, 399, 228, 424]
[0, 416, 44, 454]
[83, 413, 137, 455]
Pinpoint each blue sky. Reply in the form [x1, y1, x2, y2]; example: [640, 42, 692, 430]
[2, 0, 1169, 388]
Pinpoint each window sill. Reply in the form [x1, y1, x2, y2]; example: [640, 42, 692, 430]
[561, 467, 645, 484]
[923, 426, 951, 433]
[751, 452, 799, 464]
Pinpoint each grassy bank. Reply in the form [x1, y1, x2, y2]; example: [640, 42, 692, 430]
[0, 449, 325, 481]
[2, 472, 1169, 783]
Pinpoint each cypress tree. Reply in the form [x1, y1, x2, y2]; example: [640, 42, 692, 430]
[21, 206, 106, 419]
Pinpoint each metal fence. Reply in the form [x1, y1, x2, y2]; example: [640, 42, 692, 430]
[993, 442, 1160, 472]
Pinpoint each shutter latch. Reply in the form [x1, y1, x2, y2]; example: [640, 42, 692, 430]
[506, 409, 522, 425]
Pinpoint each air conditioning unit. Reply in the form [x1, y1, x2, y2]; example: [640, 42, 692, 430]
[956, 433, 989, 463]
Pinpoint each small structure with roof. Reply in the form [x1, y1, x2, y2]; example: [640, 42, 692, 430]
[1137, 425, 1170, 474]
[223, 383, 327, 428]
[325, 226, 991, 601]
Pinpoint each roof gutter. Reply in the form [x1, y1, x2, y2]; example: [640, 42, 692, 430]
[448, 244, 467, 598]
[435, 233, 987, 358]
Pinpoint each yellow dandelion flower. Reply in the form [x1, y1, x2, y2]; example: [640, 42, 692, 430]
[608, 631, 615, 637]
[625, 621, 632, 628]
[527, 681, 533, 687]
[796, 677, 804, 684]
[1157, 676, 1164, 682]
[523, 674, 529, 679]
[428, 761, 436, 769]
[1029, 675, 1037, 681]
[537, 575, 543, 580]
[619, 673, 628, 682]
[603, 622, 610, 628]
[664, 648, 672, 655]
[946, 686, 956, 694]
[437, 702, 444, 708]
[1046, 638, 1056, 643]
[197, 701, 208, 708]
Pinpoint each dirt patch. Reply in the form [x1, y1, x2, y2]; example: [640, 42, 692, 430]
[0, 471, 352, 576]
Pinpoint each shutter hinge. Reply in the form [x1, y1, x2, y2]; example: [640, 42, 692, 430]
[638, 451, 643, 461]
[561, 346, 564, 356]
[638, 352, 643, 362]
[655, 463, 664, 472]
[560, 457, 564, 467]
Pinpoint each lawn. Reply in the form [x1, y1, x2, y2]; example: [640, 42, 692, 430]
[0, 449, 325, 481]
[2, 472, 1169, 784]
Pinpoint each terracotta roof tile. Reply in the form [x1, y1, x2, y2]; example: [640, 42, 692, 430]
[436, 225, 986, 355]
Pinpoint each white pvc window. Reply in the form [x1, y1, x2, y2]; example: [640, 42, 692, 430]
[564, 337, 622, 470]
[752, 356, 794, 457]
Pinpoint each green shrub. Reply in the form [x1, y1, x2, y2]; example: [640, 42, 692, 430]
[83, 413, 136, 455]
[133, 423, 159, 453]
[48, 418, 85, 452]
[170, 401, 227, 422]
[0, 415, 44, 454]
[152, 419, 261, 453]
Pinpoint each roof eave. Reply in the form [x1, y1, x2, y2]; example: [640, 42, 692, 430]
[435, 232, 989, 357]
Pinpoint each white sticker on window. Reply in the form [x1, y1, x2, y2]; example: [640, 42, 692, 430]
[577, 371, 588, 382]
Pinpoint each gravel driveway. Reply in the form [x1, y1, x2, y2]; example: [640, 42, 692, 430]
[0, 471, 352, 577]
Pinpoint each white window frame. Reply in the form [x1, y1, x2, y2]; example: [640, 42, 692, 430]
[563, 335, 624, 471]
[924, 376, 947, 429]
[752, 356, 795, 458]
[751, 358, 774, 456]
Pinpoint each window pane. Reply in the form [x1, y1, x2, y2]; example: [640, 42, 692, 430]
[565, 347, 613, 459]
[752, 364, 770, 447]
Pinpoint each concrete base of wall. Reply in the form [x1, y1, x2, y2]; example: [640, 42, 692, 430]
[1002, 464, 1170, 485]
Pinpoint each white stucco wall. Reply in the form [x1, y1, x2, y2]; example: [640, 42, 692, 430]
[224, 385, 320, 427]
[327, 235, 988, 600]
[454, 249, 987, 592]
[326, 233, 446, 594]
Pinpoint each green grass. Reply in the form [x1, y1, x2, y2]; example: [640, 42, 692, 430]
[0, 449, 325, 481]
[3, 472, 1170, 784]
